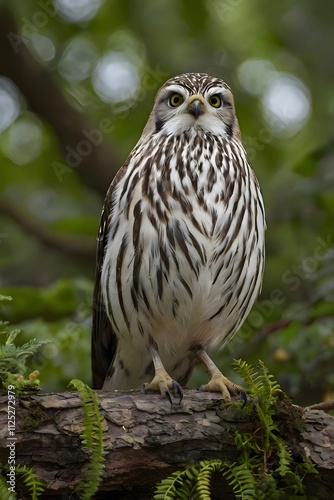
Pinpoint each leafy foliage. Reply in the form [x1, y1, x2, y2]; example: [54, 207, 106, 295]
[154, 466, 199, 499]
[194, 460, 227, 500]
[15, 466, 46, 500]
[0, 473, 16, 500]
[0, 296, 105, 498]
[222, 462, 258, 500]
[0, 465, 46, 500]
[154, 361, 318, 500]
[69, 379, 106, 499]
[0, 295, 44, 391]
[0, 279, 93, 392]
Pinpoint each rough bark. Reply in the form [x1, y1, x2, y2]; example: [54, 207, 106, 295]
[0, 390, 333, 499]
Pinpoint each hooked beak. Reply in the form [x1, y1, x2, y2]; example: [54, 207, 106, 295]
[187, 96, 205, 118]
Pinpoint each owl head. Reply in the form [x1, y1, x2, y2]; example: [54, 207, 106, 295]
[141, 73, 241, 141]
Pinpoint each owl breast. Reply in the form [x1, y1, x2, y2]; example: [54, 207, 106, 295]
[101, 130, 265, 358]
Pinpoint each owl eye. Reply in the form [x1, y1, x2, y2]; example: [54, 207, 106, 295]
[169, 93, 184, 107]
[209, 95, 222, 108]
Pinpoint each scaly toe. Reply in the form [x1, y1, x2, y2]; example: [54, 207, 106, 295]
[200, 378, 231, 401]
[141, 375, 183, 404]
[200, 375, 246, 403]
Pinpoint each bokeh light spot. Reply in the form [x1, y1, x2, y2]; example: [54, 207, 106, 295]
[92, 52, 140, 103]
[2, 117, 43, 166]
[58, 38, 98, 82]
[0, 78, 21, 133]
[28, 34, 56, 62]
[54, 0, 102, 23]
[238, 59, 311, 138]
[237, 59, 276, 96]
[262, 73, 311, 137]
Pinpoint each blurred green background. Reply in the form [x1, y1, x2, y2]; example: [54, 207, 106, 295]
[0, 0, 333, 405]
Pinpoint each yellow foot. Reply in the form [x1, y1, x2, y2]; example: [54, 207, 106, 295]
[199, 374, 246, 402]
[141, 369, 183, 404]
[196, 351, 246, 403]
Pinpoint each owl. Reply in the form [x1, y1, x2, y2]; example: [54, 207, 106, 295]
[92, 73, 265, 402]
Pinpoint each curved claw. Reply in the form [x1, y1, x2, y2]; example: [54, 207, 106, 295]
[161, 380, 183, 405]
[140, 383, 147, 394]
[199, 374, 246, 404]
[164, 388, 173, 405]
[172, 380, 183, 403]
[238, 389, 248, 408]
[141, 378, 183, 405]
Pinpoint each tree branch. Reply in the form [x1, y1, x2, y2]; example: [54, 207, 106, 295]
[0, 390, 333, 498]
[236, 318, 291, 358]
[0, 197, 95, 258]
[305, 400, 334, 412]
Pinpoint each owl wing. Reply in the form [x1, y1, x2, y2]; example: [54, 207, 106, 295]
[91, 163, 129, 389]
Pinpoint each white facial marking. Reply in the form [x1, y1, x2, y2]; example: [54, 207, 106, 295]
[160, 84, 229, 136]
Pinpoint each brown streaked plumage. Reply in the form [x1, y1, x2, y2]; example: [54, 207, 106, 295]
[92, 72, 265, 401]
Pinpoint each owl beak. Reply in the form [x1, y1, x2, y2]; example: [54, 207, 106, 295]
[187, 96, 205, 118]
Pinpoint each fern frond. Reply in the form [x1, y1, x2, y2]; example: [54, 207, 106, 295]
[256, 360, 281, 404]
[233, 359, 281, 403]
[233, 358, 270, 397]
[0, 472, 17, 500]
[0, 332, 48, 390]
[234, 358, 281, 453]
[223, 463, 258, 500]
[15, 465, 46, 499]
[155, 360, 318, 500]
[194, 459, 225, 500]
[275, 441, 292, 477]
[154, 466, 198, 499]
[69, 379, 106, 499]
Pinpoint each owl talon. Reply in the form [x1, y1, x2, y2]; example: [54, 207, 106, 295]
[239, 389, 248, 407]
[172, 381, 183, 403]
[197, 351, 246, 403]
[164, 388, 173, 406]
[159, 380, 183, 405]
[140, 383, 147, 394]
[200, 376, 245, 403]
[141, 371, 183, 404]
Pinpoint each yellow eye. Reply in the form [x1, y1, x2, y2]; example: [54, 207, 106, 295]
[169, 93, 184, 107]
[209, 95, 221, 108]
